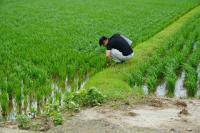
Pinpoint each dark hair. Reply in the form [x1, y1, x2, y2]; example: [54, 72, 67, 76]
[99, 36, 108, 46]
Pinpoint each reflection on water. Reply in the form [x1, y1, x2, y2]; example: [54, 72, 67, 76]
[80, 74, 89, 89]
[155, 81, 167, 97]
[0, 75, 89, 121]
[143, 85, 148, 95]
[175, 71, 187, 98]
[7, 98, 17, 121]
[65, 77, 71, 92]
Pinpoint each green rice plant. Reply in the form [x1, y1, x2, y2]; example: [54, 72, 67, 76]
[146, 75, 157, 93]
[164, 55, 184, 96]
[36, 88, 43, 113]
[146, 63, 165, 93]
[184, 41, 200, 97]
[0, 92, 9, 116]
[15, 89, 22, 113]
[7, 76, 20, 109]
[129, 70, 145, 86]
[184, 64, 197, 97]
[0, 78, 9, 116]
[165, 70, 177, 97]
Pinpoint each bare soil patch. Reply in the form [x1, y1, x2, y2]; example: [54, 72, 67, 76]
[46, 97, 200, 133]
[1, 97, 200, 133]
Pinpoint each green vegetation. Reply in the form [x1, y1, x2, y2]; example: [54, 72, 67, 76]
[50, 111, 63, 126]
[16, 114, 31, 129]
[1, 0, 200, 121]
[184, 41, 200, 97]
[86, 5, 200, 99]
[41, 87, 105, 126]
[64, 88, 106, 111]
[128, 11, 200, 97]
[44, 102, 63, 126]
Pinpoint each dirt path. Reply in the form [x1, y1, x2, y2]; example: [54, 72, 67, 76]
[0, 128, 37, 133]
[1, 98, 200, 133]
[46, 98, 200, 133]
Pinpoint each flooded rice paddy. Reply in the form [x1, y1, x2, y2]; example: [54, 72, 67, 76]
[143, 63, 200, 98]
[0, 75, 89, 121]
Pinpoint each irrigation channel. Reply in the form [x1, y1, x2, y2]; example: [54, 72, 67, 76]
[0, 75, 89, 121]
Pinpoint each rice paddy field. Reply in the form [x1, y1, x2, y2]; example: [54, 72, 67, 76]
[1, 0, 200, 125]
[129, 16, 200, 97]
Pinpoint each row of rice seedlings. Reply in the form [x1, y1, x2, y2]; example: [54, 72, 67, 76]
[128, 35, 178, 88]
[129, 16, 198, 95]
[0, 78, 9, 118]
[184, 41, 200, 97]
[129, 31, 183, 92]
[1, 50, 105, 118]
[1, 67, 91, 119]
[165, 36, 196, 97]
[2, 3, 200, 119]
[178, 20, 200, 97]
[146, 33, 188, 94]
[147, 16, 199, 96]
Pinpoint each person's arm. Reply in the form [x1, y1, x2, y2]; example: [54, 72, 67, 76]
[106, 50, 111, 67]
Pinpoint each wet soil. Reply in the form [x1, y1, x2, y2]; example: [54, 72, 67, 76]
[1, 97, 200, 133]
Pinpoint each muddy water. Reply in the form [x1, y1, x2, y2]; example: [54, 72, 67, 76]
[174, 71, 187, 98]
[155, 81, 167, 97]
[196, 63, 200, 97]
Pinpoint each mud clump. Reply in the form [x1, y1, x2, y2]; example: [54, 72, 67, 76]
[170, 128, 176, 132]
[127, 111, 137, 117]
[178, 108, 189, 122]
[174, 100, 187, 108]
[179, 108, 189, 115]
[148, 99, 163, 107]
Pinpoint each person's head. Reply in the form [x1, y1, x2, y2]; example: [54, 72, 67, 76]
[99, 36, 109, 47]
